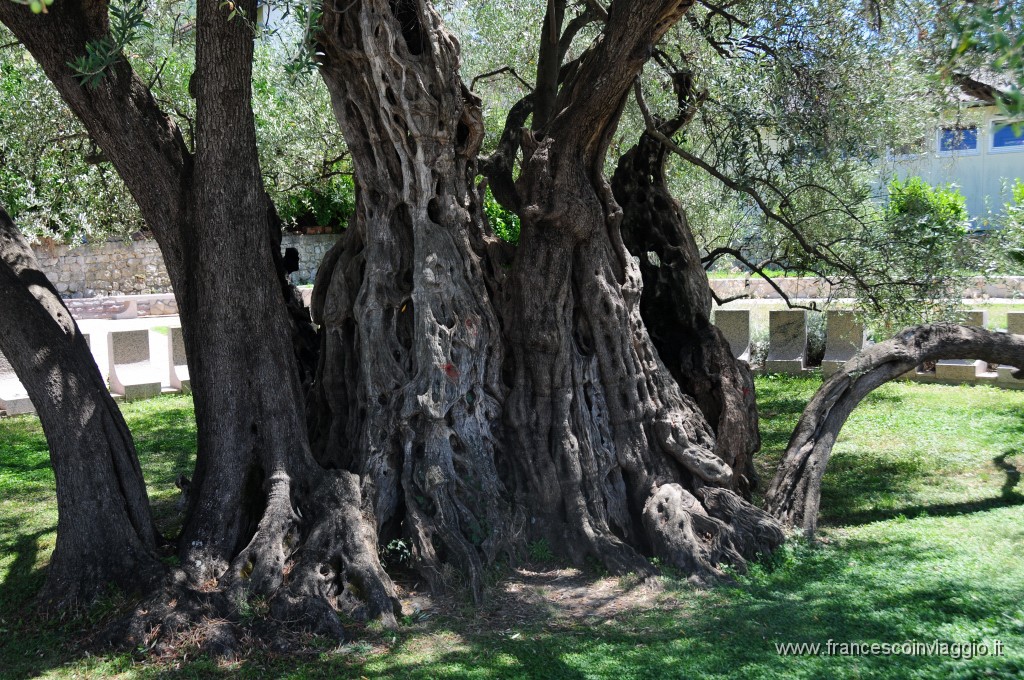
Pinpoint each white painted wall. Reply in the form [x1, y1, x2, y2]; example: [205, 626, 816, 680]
[890, 106, 1024, 219]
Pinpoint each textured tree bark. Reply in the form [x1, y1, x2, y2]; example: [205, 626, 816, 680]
[766, 323, 1024, 537]
[499, 0, 782, 579]
[314, 0, 513, 602]
[1, 0, 392, 633]
[612, 73, 760, 498]
[0, 207, 163, 606]
[3, 0, 784, 633]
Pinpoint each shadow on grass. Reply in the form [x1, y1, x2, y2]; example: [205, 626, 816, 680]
[824, 451, 1024, 528]
[0, 527, 52, 612]
[66, 534, 1021, 680]
[124, 399, 197, 488]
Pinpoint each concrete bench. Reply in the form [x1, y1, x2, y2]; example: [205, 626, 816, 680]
[933, 311, 994, 384]
[148, 324, 190, 392]
[106, 329, 163, 400]
[0, 349, 33, 416]
[997, 312, 1024, 389]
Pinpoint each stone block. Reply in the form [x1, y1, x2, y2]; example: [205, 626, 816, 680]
[0, 372, 33, 416]
[1008, 312, 1024, 336]
[108, 329, 161, 400]
[766, 310, 806, 374]
[713, 309, 751, 361]
[994, 313, 1024, 388]
[84, 329, 111, 386]
[821, 311, 866, 377]
[996, 365, 1024, 389]
[170, 325, 190, 392]
[1, 396, 36, 416]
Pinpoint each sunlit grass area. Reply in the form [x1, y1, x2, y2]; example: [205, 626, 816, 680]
[1, 379, 1023, 679]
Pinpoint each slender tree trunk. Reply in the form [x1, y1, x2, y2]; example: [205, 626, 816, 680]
[766, 323, 1024, 537]
[314, 0, 513, 601]
[0, 207, 162, 606]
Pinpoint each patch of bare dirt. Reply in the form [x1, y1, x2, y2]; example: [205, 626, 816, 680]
[393, 565, 692, 633]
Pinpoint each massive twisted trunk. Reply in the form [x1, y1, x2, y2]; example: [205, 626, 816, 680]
[499, 1, 781, 579]
[766, 324, 1024, 537]
[0, 207, 162, 605]
[310, 0, 781, 589]
[313, 0, 513, 601]
[612, 73, 760, 498]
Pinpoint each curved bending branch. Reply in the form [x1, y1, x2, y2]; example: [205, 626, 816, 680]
[479, 94, 534, 214]
[765, 324, 1024, 538]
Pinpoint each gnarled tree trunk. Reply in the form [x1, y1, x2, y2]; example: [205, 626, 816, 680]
[313, 0, 513, 602]
[312, 0, 782, 593]
[0, 207, 163, 606]
[612, 72, 761, 498]
[497, 0, 782, 580]
[766, 323, 1024, 537]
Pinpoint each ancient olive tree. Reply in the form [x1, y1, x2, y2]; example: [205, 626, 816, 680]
[310, 0, 784, 594]
[5, 0, 1019, 649]
[1, 0, 784, 627]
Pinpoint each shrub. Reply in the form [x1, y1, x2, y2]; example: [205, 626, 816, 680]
[483, 186, 520, 245]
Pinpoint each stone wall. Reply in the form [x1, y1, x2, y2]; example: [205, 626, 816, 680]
[29, 233, 1023, 302]
[282, 233, 335, 286]
[708, 275, 1024, 301]
[30, 233, 339, 298]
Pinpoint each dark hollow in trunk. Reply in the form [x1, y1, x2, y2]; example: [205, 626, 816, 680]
[766, 323, 1024, 537]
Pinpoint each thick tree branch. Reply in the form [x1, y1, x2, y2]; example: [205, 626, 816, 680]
[766, 324, 1024, 538]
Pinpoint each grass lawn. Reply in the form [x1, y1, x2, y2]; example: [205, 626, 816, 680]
[1, 377, 1023, 678]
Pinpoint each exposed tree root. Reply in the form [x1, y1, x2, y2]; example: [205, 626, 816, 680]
[111, 470, 403, 654]
[644, 485, 784, 582]
[766, 323, 1024, 537]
